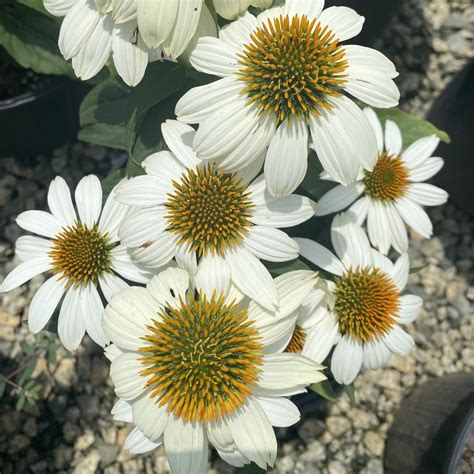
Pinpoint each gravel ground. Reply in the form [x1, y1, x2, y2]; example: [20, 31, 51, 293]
[0, 0, 473, 473]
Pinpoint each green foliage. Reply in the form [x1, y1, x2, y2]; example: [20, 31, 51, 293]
[372, 107, 451, 146]
[266, 258, 313, 277]
[80, 61, 187, 176]
[310, 379, 339, 402]
[0, 0, 73, 76]
[235, 463, 265, 474]
[344, 384, 357, 407]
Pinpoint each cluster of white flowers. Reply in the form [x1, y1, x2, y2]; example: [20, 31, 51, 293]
[0, 0, 449, 471]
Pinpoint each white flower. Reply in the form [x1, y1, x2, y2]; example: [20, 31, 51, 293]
[0, 175, 151, 351]
[295, 213, 423, 385]
[176, 0, 400, 196]
[214, 0, 272, 20]
[103, 266, 325, 472]
[316, 108, 449, 254]
[115, 120, 316, 311]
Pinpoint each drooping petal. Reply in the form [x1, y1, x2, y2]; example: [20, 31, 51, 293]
[256, 396, 300, 428]
[189, 36, 239, 77]
[57, 286, 86, 351]
[405, 183, 448, 207]
[124, 427, 162, 455]
[362, 339, 391, 370]
[132, 393, 169, 442]
[330, 336, 363, 385]
[391, 253, 409, 291]
[294, 238, 345, 276]
[110, 352, 146, 400]
[28, 275, 65, 334]
[81, 284, 109, 347]
[395, 197, 433, 239]
[383, 325, 414, 356]
[264, 118, 308, 197]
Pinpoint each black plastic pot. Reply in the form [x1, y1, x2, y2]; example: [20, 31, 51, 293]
[385, 372, 474, 474]
[0, 76, 89, 157]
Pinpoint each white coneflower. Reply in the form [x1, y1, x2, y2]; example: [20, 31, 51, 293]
[115, 120, 316, 311]
[176, 0, 399, 196]
[0, 175, 151, 351]
[103, 266, 325, 471]
[315, 108, 448, 254]
[295, 213, 423, 385]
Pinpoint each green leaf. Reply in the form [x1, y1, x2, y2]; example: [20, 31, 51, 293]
[17, 0, 52, 16]
[310, 379, 339, 402]
[16, 394, 26, 411]
[101, 168, 126, 198]
[47, 342, 57, 366]
[20, 341, 34, 357]
[0, 374, 5, 398]
[373, 107, 450, 147]
[409, 263, 428, 274]
[79, 77, 130, 149]
[298, 149, 335, 201]
[0, 1, 73, 76]
[17, 356, 37, 386]
[344, 384, 357, 407]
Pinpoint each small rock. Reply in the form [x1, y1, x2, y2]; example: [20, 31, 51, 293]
[54, 357, 77, 386]
[74, 430, 95, 451]
[297, 419, 326, 443]
[275, 454, 295, 472]
[53, 445, 74, 470]
[326, 416, 351, 437]
[22, 417, 37, 438]
[362, 458, 384, 474]
[300, 440, 326, 462]
[363, 431, 385, 457]
[7, 434, 29, 454]
[98, 444, 119, 468]
[73, 449, 101, 474]
[327, 460, 348, 474]
[77, 394, 100, 423]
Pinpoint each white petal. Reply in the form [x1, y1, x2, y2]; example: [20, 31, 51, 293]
[174, 243, 197, 279]
[216, 448, 249, 468]
[367, 201, 392, 255]
[251, 193, 316, 228]
[264, 119, 308, 197]
[44, 0, 76, 16]
[175, 76, 243, 124]
[402, 135, 440, 169]
[363, 107, 384, 153]
[16, 210, 62, 238]
[115, 175, 169, 207]
[382, 203, 408, 254]
[118, 206, 167, 248]
[398, 294, 423, 324]
[302, 315, 339, 364]
[110, 245, 154, 284]
[132, 232, 178, 268]
[72, 14, 113, 80]
[75, 175, 103, 227]
[161, 120, 200, 168]
[146, 267, 190, 309]
[405, 183, 448, 207]
[310, 96, 378, 185]
[98, 190, 130, 243]
[316, 183, 362, 216]
[383, 325, 414, 356]
[195, 252, 231, 298]
[391, 253, 409, 291]
[103, 286, 161, 351]
[207, 419, 233, 451]
[257, 353, 325, 392]
[47, 176, 76, 227]
[133, 393, 168, 442]
[124, 427, 162, 455]
[219, 10, 257, 48]
[15, 236, 51, 262]
[409, 157, 444, 182]
[226, 397, 277, 469]
[99, 273, 128, 303]
[384, 120, 403, 155]
[163, 0, 202, 59]
[331, 336, 363, 385]
[362, 340, 390, 370]
[0, 257, 52, 293]
[331, 213, 372, 269]
[395, 197, 433, 239]
[111, 399, 133, 422]
[28, 275, 65, 333]
[214, 0, 250, 20]
[189, 36, 239, 77]
[318, 6, 364, 42]
[58, 286, 86, 351]
[59, 0, 100, 60]
[294, 238, 344, 276]
[193, 100, 260, 161]
[285, 0, 324, 18]
[227, 248, 277, 311]
[370, 249, 393, 276]
[244, 226, 299, 262]
[257, 396, 300, 428]
[82, 284, 108, 347]
[137, 0, 177, 48]
[112, 21, 149, 87]
[110, 352, 146, 400]
[347, 196, 370, 225]
[164, 418, 208, 474]
[104, 343, 123, 362]
[112, 0, 137, 23]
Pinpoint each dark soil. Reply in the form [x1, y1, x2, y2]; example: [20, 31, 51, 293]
[0, 48, 52, 101]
